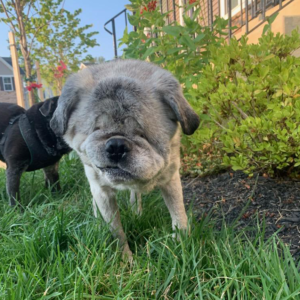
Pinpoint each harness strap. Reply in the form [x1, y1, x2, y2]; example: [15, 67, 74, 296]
[19, 114, 55, 169]
[9, 114, 23, 125]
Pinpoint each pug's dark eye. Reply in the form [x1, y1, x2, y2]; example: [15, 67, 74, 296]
[94, 127, 101, 131]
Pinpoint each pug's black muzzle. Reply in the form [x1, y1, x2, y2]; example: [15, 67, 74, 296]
[105, 138, 131, 163]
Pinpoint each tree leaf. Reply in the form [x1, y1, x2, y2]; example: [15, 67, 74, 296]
[142, 47, 157, 59]
[179, 34, 196, 51]
[162, 25, 182, 37]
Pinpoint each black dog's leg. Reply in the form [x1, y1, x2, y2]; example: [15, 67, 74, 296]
[6, 166, 24, 207]
[43, 161, 61, 192]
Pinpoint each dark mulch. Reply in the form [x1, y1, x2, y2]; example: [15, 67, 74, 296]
[182, 171, 300, 257]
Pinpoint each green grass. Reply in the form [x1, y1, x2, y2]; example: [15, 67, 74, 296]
[1, 156, 300, 299]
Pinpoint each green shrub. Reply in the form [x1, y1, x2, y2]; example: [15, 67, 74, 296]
[196, 31, 300, 176]
[121, 0, 227, 175]
[121, 1, 300, 177]
[120, 0, 227, 89]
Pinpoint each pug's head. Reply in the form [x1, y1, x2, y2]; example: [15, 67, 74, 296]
[50, 60, 199, 188]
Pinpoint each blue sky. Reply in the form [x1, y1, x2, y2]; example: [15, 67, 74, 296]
[0, 0, 132, 61]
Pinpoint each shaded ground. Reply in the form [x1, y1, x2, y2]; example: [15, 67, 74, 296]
[182, 171, 300, 257]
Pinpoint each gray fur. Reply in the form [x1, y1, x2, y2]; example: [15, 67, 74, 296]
[51, 59, 200, 260]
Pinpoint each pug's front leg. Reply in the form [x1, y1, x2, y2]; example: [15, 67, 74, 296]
[160, 171, 188, 232]
[84, 165, 133, 260]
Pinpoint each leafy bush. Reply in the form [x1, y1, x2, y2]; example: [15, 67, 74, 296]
[120, 0, 227, 89]
[121, 0, 227, 175]
[121, 1, 300, 177]
[196, 31, 300, 176]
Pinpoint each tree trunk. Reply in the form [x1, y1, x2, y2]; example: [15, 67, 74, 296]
[22, 50, 35, 106]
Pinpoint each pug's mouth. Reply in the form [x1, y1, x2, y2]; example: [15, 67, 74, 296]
[98, 166, 134, 180]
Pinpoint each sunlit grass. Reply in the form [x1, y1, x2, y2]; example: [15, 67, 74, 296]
[0, 155, 300, 299]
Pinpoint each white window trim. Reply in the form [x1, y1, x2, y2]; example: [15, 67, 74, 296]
[179, 0, 184, 26]
[220, 0, 249, 19]
[1, 75, 14, 91]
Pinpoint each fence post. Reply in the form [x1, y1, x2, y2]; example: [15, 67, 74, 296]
[8, 31, 25, 108]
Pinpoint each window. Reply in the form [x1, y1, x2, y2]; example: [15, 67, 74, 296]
[3, 77, 13, 91]
[221, 0, 244, 19]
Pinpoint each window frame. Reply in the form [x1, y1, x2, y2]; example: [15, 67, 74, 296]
[220, 0, 245, 19]
[2, 76, 14, 91]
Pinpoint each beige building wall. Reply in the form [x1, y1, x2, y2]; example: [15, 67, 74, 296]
[162, 0, 299, 56]
[233, 0, 300, 56]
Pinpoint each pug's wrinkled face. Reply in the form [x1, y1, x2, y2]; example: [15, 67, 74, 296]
[50, 60, 200, 190]
[64, 78, 180, 189]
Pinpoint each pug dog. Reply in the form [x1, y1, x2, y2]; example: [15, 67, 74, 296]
[0, 97, 71, 206]
[50, 59, 200, 259]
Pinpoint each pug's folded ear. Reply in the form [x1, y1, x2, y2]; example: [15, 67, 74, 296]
[39, 96, 59, 118]
[158, 80, 200, 135]
[50, 75, 80, 136]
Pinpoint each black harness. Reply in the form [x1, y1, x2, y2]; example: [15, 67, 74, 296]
[20, 113, 63, 169]
[0, 113, 64, 170]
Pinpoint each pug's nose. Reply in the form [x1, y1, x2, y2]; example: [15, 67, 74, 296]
[105, 138, 131, 163]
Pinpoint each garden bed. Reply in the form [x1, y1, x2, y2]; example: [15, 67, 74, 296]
[183, 171, 300, 258]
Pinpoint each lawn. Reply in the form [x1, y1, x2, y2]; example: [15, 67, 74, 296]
[0, 155, 300, 299]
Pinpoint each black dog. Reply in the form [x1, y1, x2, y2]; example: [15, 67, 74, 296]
[0, 96, 71, 206]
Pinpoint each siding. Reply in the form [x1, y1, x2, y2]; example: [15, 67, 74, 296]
[160, 0, 181, 23]
[0, 60, 13, 76]
[161, 0, 170, 24]
[0, 91, 17, 104]
[195, 0, 220, 27]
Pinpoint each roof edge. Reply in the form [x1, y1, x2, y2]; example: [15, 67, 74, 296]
[0, 57, 14, 72]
